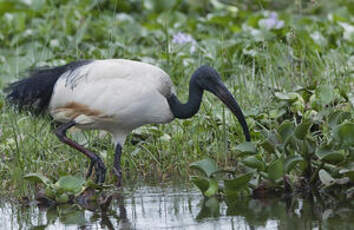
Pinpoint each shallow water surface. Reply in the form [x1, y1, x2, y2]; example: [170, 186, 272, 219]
[1, 183, 354, 229]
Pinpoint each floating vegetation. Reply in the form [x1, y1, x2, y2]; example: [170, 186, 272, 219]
[191, 84, 354, 201]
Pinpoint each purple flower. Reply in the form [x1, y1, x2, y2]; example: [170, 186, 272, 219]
[258, 12, 284, 30]
[172, 32, 195, 44]
[172, 32, 197, 52]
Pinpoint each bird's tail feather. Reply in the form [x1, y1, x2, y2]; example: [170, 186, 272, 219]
[5, 60, 91, 114]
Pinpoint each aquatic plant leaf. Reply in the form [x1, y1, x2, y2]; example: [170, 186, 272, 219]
[328, 111, 351, 129]
[339, 169, 354, 182]
[191, 176, 210, 194]
[190, 158, 218, 177]
[224, 172, 253, 193]
[334, 177, 350, 185]
[267, 159, 283, 181]
[333, 122, 354, 147]
[284, 155, 305, 173]
[204, 179, 219, 197]
[294, 120, 312, 140]
[210, 169, 235, 177]
[84, 179, 113, 191]
[260, 138, 276, 153]
[290, 100, 305, 114]
[316, 146, 345, 164]
[269, 108, 287, 119]
[44, 186, 56, 199]
[317, 85, 335, 106]
[55, 193, 70, 203]
[54, 176, 85, 194]
[242, 156, 265, 171]
[319, 169, 335, 187]
[309, 94, 322, 111]
[234, 142, 257, 155]
[24, 173, 51, 185]
[191, 176, 219, 197]
[305, 136, 317, 156]
[278, 121, 294, 143]
[274, 92, 299, 101]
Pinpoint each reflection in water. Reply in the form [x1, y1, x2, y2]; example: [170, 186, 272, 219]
[1, 184, 354, 229]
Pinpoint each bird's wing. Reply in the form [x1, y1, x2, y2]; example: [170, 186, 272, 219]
[49, 59, 175, 128]
[58, 59, 175, 97]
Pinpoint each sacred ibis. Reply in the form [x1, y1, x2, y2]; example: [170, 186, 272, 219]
[6, 59, 251, 186]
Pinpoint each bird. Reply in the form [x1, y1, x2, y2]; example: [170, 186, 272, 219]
[6, 59, 251, 186]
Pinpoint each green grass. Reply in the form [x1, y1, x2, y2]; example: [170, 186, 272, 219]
[0, 0, 353, 197]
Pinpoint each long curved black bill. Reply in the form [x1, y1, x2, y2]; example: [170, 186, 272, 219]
[210, 81, 251, 141]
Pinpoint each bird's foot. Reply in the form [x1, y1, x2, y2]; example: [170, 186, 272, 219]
[112, 167, 122, 188]
[86, 158, 106, 184]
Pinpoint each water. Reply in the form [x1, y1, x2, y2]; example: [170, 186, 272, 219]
[1, 183, 354, 230]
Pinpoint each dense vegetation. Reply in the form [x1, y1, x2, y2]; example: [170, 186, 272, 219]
[0, 0, 353, 199]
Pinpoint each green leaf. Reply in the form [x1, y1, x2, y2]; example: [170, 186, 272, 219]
[267, 159, 283, 181]
[224, 172, 253, 193]
[305, 136, 317, 156]
[190, 158, 219, 177]
[84, 179, 112, 190]
[191, 176, 219, 197]
[328, 111, 351, 129]
[44, 186, 56, 199]
[210, 169, 235, 177]
[319, 169, 335, 187]
[191, 176, 210, 194]
[284, 155, 305, 173]
[339, 169, 354, 182]
[278, 121, 294, 143]
[290, 100, 305, 114]
[54, 176, 85, 194]
[234, 142, 257, 155]
[260, 139, 276, 153]
[242, 156, 265, 171]
[316, 145, 345, 164]
[269, 108, 287, 119]
[55, 193, 70, 203]
[333, 122, 354, 147]
[24, 173, 51, 185]
[204, 179, 219, 197]
[274, 92, 299, 101]
[317, 85, 335, 106]
[294, 120, 312, 140]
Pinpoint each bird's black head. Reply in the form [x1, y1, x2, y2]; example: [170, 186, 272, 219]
[191, 65, 223, 92]
[192, 65, 251, 141]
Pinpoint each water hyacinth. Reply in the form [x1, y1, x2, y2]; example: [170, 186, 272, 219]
[172, 32, 197, 52]
[258, 12, 284, 30]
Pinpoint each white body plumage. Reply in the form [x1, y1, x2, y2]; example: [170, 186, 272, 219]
[49, 59, 175, 145]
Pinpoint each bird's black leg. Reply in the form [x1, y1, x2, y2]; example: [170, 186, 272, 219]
[113, 144, 123, 187]
[85, 160, 95, 179]
[54, 121, 106, 184]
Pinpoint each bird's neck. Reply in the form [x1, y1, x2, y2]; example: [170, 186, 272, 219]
[167, 78, 203, 119]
